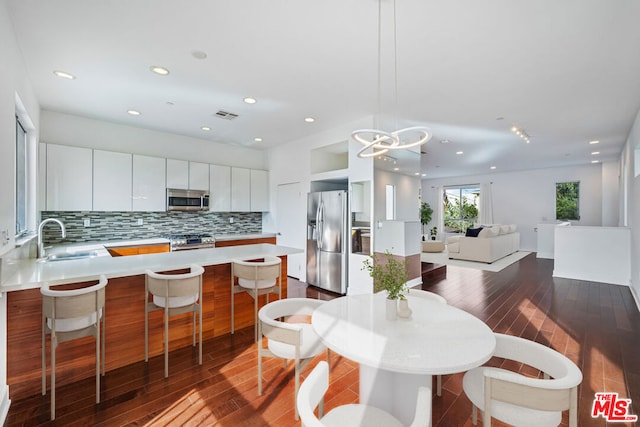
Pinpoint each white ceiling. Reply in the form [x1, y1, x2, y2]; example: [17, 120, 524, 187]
[7, 0, 640, 179]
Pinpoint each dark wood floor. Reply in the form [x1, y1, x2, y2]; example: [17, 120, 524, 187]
[6, 253, 640, 426]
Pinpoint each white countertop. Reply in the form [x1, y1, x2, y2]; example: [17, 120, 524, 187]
[215, 233, 276, 241]
[1, 243, 300, 292]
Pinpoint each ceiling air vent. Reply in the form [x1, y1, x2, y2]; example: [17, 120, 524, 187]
[215, 110, 239, 120]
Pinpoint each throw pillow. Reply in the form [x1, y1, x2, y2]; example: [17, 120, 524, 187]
[478, 227, 498, 238]
[465, 227, 483, 237]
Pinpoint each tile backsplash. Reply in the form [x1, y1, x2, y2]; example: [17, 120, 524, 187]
[41, 211, 262, 244]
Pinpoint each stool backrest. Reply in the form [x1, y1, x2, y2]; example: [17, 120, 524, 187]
[42, 275, 107, 321]
[146, 264, 204, 298]
[233, 256, 281, 283]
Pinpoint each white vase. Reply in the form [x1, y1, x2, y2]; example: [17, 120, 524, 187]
[397, 299, 412, 319]
[386, 298, 398, 321]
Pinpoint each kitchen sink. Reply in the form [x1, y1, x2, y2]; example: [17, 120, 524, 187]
[40, 250, 100, 262]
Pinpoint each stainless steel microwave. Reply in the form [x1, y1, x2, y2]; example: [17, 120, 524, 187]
[166, 188, 210, 211]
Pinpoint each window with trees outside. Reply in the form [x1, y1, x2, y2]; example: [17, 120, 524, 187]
[443, 186, 480, 234]
[556, 181, 580, 220]
[16, 116, 27, 237]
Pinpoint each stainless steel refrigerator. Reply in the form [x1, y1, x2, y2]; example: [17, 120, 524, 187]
[307, 190, 349, 294]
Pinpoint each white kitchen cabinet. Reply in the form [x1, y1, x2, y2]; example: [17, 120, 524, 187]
[189, 161, 209, 191]
[133, 154, 166, 211]
[231, 167, 251, 211]
[250, 169, 269, 211]
[93, 150, 132, 211]
[210, 164, 231, 211]
[46, 144, 93, 211]
[166, 159, 189, 189]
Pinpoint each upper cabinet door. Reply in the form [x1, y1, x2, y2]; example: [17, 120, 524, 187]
[93, 150, 132, 211]
[166, 159, 189, 189]
[231, 167, 251, 212]
[250, 169, 270, 212]
[132, 154, 166, 211]
[210, 164, 231, 212]
[189, 161, 209, 191]
[46, 144, 93, 211]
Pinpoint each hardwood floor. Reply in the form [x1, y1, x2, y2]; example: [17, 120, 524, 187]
[6, 253, 640, 426]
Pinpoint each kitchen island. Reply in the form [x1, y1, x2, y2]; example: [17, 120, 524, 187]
[1, 242, 299, 401]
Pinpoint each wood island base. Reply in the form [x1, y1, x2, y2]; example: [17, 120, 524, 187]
[6, 257, 288, 401]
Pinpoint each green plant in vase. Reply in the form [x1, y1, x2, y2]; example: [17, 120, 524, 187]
[362, 250, 409, 300]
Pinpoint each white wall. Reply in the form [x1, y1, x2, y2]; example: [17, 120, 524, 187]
[374, 169, 421, 224]
[40, 110, 266, 169]
[621, 108, 640, 308]
[421, 164, 604, 252]
[0, 0, 41, 419]
[602, 161, 620, 226]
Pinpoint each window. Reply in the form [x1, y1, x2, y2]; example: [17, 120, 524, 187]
[16, 116, 27, 237]
[556, 181, 580, 220]
[443, 186, 480, 233]
[385, 184, 396, 220]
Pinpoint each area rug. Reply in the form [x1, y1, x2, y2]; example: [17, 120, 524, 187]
[420, 250, 531, 272]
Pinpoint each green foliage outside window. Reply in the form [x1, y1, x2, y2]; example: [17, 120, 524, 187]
[556, 182, 580, 220]
[443, 187, 479, 233]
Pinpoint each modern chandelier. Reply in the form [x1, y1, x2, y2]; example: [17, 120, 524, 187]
[352, 0, 432, 158]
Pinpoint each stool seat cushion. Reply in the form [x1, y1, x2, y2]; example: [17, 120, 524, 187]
[238, 278, 277, 290]
[153, 294, 198, 308]
[46, 310, 101, 332]
[267, 323, 325, 360]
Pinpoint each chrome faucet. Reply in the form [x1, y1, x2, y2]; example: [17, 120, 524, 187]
[37, 218, 66, 258]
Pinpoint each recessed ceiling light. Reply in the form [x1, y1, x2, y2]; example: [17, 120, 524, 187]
[591, 151, 600, 155]
[589, 140, 600, 145]
[421, 173, 426, 177]
[393, 167, 399, 171]
[456, 151, 463, 155]
[53, 70, 76, 80]
[511, 126, 518, 132]
[254, 137, 263, 142]
[592, 160, 599, 163]
[127, 110, 141, 116]
[414, 172, 420, 176]
[243, 97, 257, 104]
[191, 50, 208, 60]
[490, 166, 497, 170]
[201, 126, 211, 131]
[150, 66, 170, 76]
[304, 117, 315, 123]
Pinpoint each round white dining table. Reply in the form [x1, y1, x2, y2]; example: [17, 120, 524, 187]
[312, 292, 496, 426]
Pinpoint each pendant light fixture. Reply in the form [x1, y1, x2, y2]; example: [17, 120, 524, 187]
[352, 0, 432, 158]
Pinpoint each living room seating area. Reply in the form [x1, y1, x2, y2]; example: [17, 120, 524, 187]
[447, 224, 520, 263]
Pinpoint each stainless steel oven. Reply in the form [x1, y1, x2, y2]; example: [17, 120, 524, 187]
[167, 189, 210, 211]
[165, 234, 216, 251]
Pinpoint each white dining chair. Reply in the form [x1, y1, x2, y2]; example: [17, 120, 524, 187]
[145, 264, 204, 378]
[41, 275, 108, 420]
[297, 361, 431, 427]
[409, 289, 447, 396]
[463, 333, 583, 427]
[258, 298, 330, 420]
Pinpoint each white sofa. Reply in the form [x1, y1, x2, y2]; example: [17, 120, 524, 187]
[447, 224, 520, 263]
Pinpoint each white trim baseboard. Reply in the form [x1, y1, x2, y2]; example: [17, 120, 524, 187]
[630, 283, 640, 313]
[0, 384, 11, 425]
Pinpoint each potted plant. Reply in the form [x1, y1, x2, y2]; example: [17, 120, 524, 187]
[430, 226, 438, 240]
[362, 250, 409, 320]
[420, 202, 433, 241]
